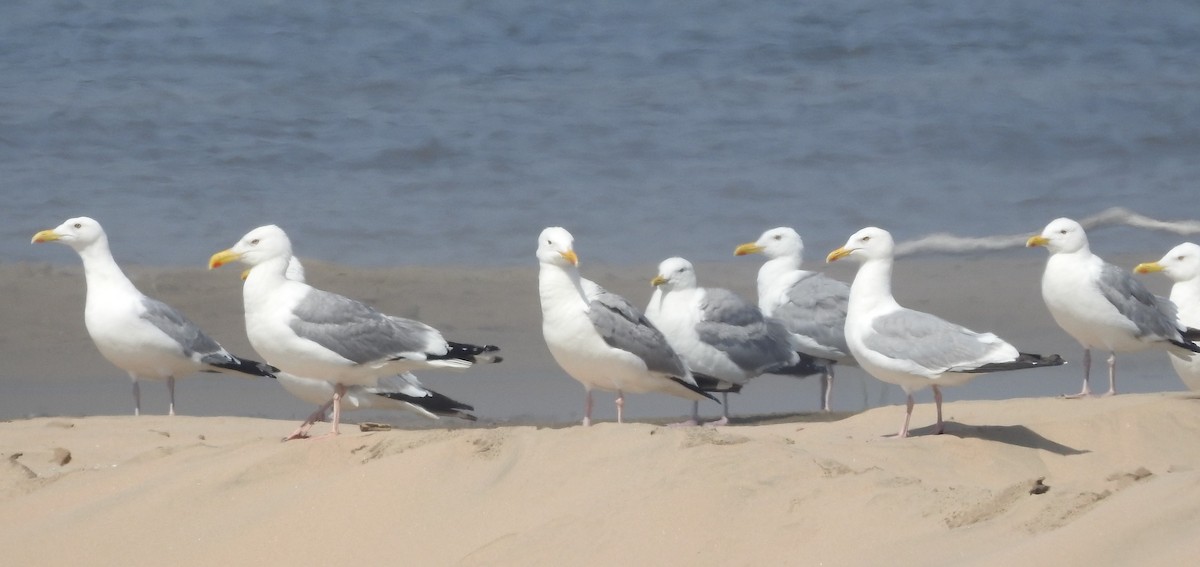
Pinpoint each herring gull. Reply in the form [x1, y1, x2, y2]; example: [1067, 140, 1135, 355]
[1028, 218, 1200, 397]
[1134, 243, 1200, 391]
[645, 257, 809, 425]
[256, 257, 476, 440]
[209, 225, 499, 438]
[735, 227, 853, 411]
[828, 227, 1064, 438]
[536, 227, 716, 426]
[31, 217, 276, 415]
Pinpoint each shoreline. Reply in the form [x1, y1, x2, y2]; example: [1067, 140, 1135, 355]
[1, 254, 1187, 423]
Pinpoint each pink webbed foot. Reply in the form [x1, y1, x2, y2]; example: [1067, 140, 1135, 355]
[704, 416, 730, 427]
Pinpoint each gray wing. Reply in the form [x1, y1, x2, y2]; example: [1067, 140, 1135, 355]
[696, 288, 796, 373]
[863, 308, 1000, 372]
[771, 272, 850, 359]
[139, 297, 225, 357]
[289, 288, 445, 364]
[585, 284, 689, 377]
[1097, 262, 1182, 341]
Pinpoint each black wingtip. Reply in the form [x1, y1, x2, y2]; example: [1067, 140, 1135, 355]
[205, 355, 278, 379]
[963, 352, 1067, 373]
[692, 373, 743, 394]
[1182, 327, 1200, 342]
[671, 376, 720, 403]
[376, 389, 477, 420]
[431, 342, 504, 364]
[771, 353, 831, 378]
[1169, 338, 1200, 354]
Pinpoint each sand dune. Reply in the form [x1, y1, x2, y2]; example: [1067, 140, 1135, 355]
[2, 393, 1197, 566]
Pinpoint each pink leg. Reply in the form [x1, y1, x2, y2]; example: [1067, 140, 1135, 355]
[615, 390, 625, 424]
[330, 383, 345, 434]
[897, 393, 914, 438]
[821, 366, 834, 412]
[1064, 348, 1093, 398]
[283, 401, 332, 442]
[583, 390, 594, 427]
[131, 378, 141, 416]
[167, 376, 177, 416]
[312, 384, 346, 440]
[932, 386, 944, 435]
[705, 393, 730, 427]
[1103, 352, 1117, 396]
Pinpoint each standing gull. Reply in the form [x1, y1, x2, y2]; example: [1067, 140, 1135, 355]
[31, 217, 275, 415]
[1028, 218, 1200, 397]
[1135, 243, 1200, 391]
[645, 257, 803, 425]
[735, 227, 852, 411]
[209, 225, 500, 438]
[828, 227, 1064, 438]
[256, 257, 476, 440]
[536, 227, 716, 426]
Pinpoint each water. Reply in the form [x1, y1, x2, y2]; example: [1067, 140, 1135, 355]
[4, 0, 1200, 269]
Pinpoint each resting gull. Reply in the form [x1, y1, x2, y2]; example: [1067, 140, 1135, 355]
[1028, 217, 1200, 397]
[253, 257, 476, 440]
[735, 227, 853, 411]
[1135, 243, 1200, 391]
[31, 217, 275, 415]
[209, 225, 499, 438]
[828, 227, 1064, 438]
[646, 257, 806, 425]
[536, 227, 716, 426]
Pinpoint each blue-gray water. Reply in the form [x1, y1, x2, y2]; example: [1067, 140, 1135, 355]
[4, 0, 1200, 268]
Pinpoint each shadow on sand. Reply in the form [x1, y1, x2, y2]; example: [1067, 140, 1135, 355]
[906, 421, 1089, 456]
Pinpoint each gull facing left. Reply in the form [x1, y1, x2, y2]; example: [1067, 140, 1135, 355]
[209, 225, 500, 437]
[1135, 243, 1200, 392]
[1028, 218, 1200, 397]
[32, 217, 276, 415]
[645, 257, 807, 425]
[829, 227, 1064, 438]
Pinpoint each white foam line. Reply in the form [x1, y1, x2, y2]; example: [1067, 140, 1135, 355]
[894, 207, 1200, 257]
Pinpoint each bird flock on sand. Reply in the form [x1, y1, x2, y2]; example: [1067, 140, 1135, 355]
[30, 216, 1200, 439]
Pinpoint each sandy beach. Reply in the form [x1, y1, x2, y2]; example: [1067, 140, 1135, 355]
[3, 255, 1198, 565]
[1, 394, 1198, 566]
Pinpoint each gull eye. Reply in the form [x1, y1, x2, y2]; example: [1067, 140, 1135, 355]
[1179, 255, 1186, 261]
[773, 234, 781, 240]
[250, 238, 260, 246]
[862, 236, 871, 242]
[73, 223, 82, 228]
[1059, 229, 1068, 235]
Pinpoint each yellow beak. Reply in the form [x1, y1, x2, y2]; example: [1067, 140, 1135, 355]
[208, 249, 242, 270]
[31, 229, 59, 244]
[1026, 235, 1049, 248]
[561, 249, 578, 266]
[650, 275, 667, 287]
[240, 268, 252, 281]
[826, 247, 852, 263]
[734, 242, 764, 256]
[1134, 262, 1164, 274]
